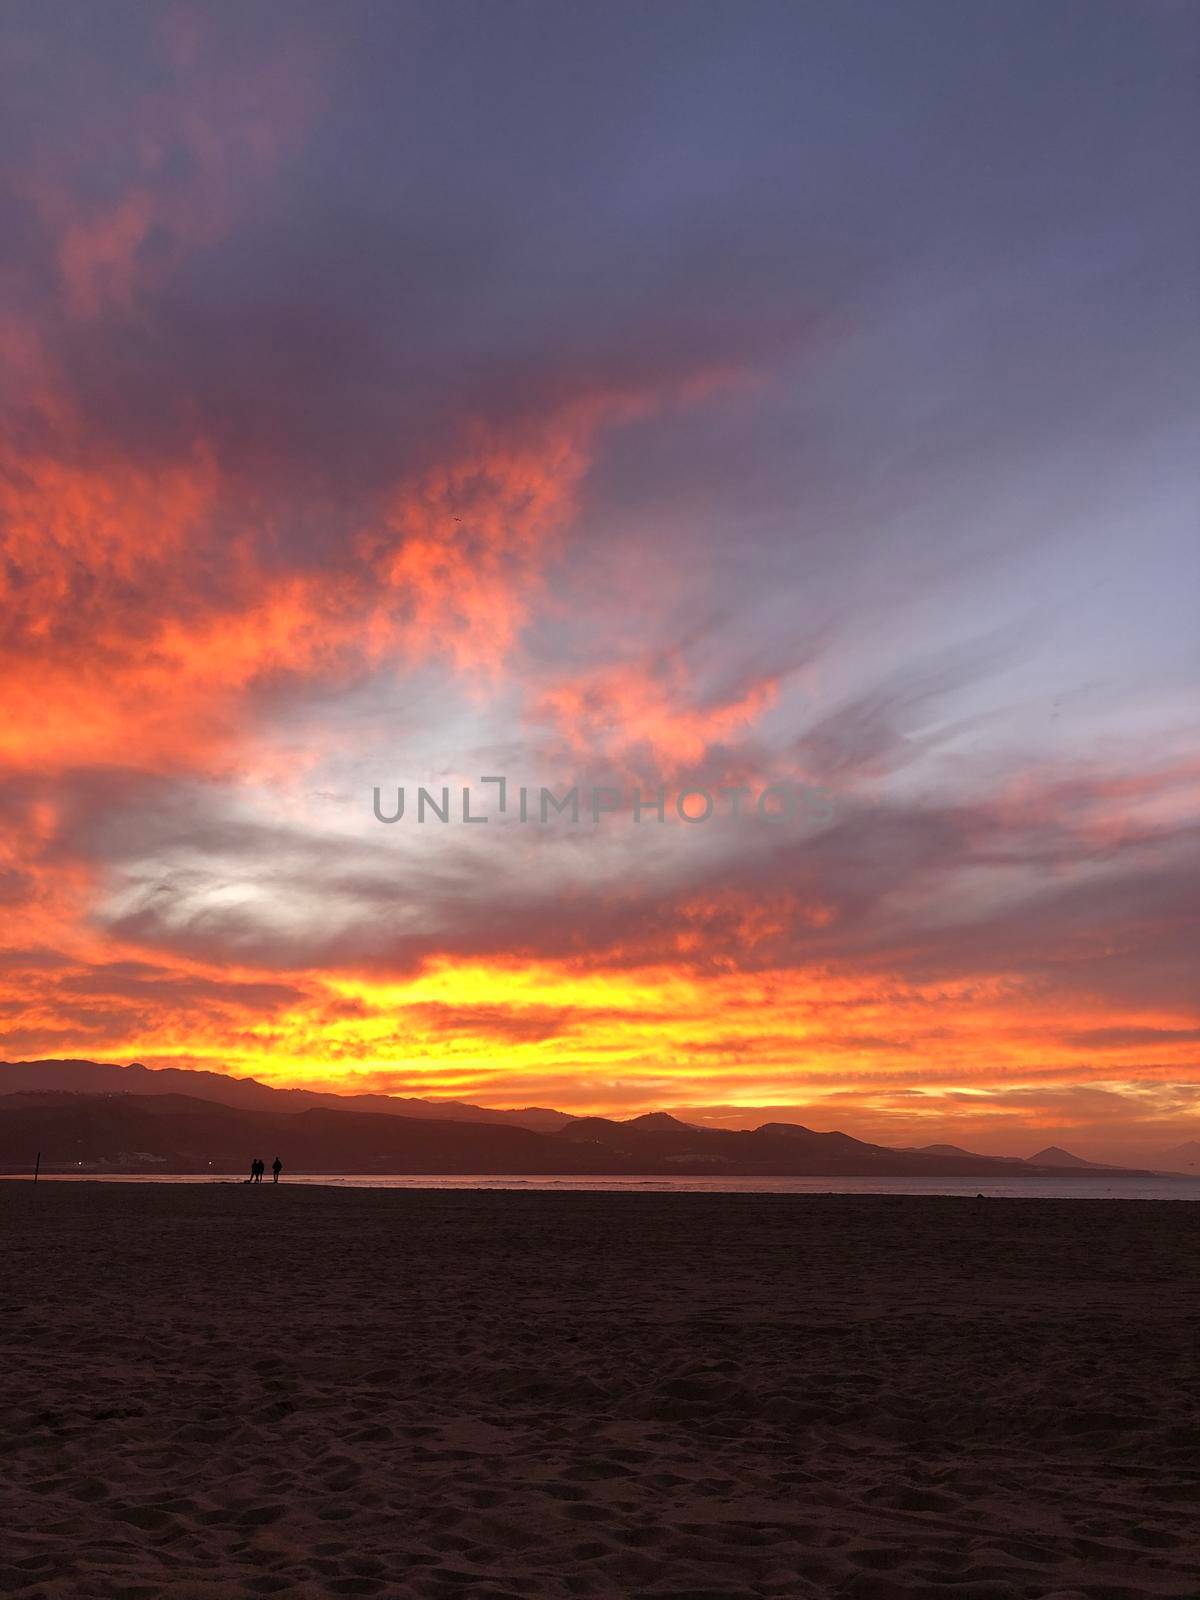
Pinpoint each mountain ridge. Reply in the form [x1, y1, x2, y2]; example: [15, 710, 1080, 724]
[0, 1058, 573, 1132]
[0, 1060, 1167, 1180]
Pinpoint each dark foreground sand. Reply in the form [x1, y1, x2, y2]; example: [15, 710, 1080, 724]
[2, 1185, 1198, 1599]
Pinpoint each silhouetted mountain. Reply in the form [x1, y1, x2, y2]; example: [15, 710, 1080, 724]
[0, 1093, 588, 1176]
[624, 1112, 698, 1132]
[0, 1062, 1166, 1178]
[913, 1143, 1024, 1162]
[1026, 1145, 1101, 1169]
[555, 1116, 630, 1145]
[0, 1059, 572, 1132]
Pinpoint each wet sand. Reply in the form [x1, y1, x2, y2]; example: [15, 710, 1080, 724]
[2, 1182, 1198, 1599]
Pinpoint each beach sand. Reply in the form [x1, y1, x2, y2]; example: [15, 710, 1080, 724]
[1, 1184, 1197, 1599]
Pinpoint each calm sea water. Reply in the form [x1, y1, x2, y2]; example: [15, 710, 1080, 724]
[27, 1172, 1200, 1200]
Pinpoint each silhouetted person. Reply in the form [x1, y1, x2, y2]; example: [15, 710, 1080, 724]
[253, 1158, 264, 1182]
[249, 1158, 258, 1183]
[271, 1156, 282, 1184]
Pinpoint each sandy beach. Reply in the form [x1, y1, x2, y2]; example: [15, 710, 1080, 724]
[2, 1184, 1198, 1599]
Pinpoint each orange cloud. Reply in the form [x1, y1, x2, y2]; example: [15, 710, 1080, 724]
[534, 656, 779, 769]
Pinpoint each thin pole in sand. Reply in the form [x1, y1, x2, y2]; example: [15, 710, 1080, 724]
[33, 1151, 41, 1185]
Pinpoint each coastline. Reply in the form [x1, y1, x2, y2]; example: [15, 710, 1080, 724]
[7, 1170, 1200, 1201]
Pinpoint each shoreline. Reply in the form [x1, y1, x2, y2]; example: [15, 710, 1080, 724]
[5, 1170, 1199, 1201]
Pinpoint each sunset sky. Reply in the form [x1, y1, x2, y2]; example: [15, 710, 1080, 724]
[1, 1, 1197, 1161]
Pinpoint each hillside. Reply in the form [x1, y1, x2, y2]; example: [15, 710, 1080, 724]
[0, 1093, 591, 1176]
[0, 1061, 1178, 1179]
[1027, 1145, 1099, 1169]
[0, 1059, 572, 1132]
[0, 1090, 1161, 1178]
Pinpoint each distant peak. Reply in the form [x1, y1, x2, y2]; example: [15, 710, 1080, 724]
[624, 1112, 693, 1131]
[1027, 1145, 1094, 1168]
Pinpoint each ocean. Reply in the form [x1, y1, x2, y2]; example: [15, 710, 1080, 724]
[25, 1172, 1200, 1200]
